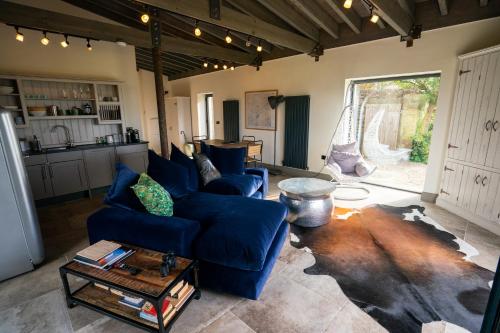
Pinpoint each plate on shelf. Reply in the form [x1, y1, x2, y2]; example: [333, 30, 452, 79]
[1, 106, 20, 110]
[0, 86, 15, 95]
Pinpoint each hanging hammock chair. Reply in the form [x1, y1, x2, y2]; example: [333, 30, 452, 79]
[321, 86, 377, 200]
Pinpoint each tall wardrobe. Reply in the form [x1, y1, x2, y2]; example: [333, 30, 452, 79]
[437, 45, 500, 236]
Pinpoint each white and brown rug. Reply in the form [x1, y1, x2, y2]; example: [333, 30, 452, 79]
[290, 205, 494, 333]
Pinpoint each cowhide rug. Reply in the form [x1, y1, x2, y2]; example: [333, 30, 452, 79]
[290, 205, 494, 333]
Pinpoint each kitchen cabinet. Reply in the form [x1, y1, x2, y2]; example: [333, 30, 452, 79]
[26, 164, 52, 200]
[49, 160, 87, 196]
[83, 148, 116, 189]
[116, 144, 148, 174]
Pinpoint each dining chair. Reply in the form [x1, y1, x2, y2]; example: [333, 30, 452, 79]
[246, 140, 263, 167]
[192, 135, 208, 153]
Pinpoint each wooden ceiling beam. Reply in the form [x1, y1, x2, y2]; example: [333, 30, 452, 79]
[323, 0, 362, 34]
[135, 52, 196, 71]
[136, 0, 318, 53]
[256, 0, 320, 41]
[370, 0, 414, 35]
[0, 1, 256, 65]
[288, 0, 339, 39]
[225, 0, 293, 31]
[437, 0, 448, 15]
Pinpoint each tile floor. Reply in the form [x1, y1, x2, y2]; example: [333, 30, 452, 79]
[0, 174, 498, 333]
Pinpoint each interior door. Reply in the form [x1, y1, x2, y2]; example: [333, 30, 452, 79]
[49, 160, 87, 196]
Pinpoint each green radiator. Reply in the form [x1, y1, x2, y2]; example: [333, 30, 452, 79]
[223, 100, 239, 142]
[283, 96, 310, 170]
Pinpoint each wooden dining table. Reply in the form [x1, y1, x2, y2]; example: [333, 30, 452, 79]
[202, 139, 257, 149]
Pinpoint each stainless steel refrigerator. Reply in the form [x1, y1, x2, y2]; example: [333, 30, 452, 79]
[0, 110, 44, 281]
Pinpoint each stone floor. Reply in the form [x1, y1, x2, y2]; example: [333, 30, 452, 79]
[1, 174, 498, 333]
[364, 159, 427, 193]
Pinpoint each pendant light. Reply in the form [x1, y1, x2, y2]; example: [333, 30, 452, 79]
[370, 9, 379, 23]
[343, 0, 352, 9]
[141, 13, 150, 24]
[15, 27, 24, 42]
[86, 38, 92, 51]
[214, 64, 219, 69]
[194, 20, 202, 37]
[256, 40, 263, 52]
[61, 34, 69, 48]
[225, 30, 232, 44]
[203, 62, 208, 68]
[40, 31, 49, 45]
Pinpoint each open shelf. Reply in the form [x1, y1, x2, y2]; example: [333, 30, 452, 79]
[29, 115, 99, 120]
[24, 98, 96, 101]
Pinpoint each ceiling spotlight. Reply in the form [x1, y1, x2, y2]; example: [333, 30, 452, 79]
[246, 36, 252, 47]
[214, 64, 219, 69]
[61, 34, 69, 48]
[41, 31, 49, 45]
[141, 13, 150, 24]
[225, 30, 232, 44]
[15, 27, 24, 42]
[343, 0, 352, 9]
[194, 21, 202, 37]
[86, 38, 92, 51]
[370, 11, 380, 23]
[223, 64, 228, 70]
[203, 62, 208, 68]
[230, 66, 235, 71]
[256, 40, 263, 52]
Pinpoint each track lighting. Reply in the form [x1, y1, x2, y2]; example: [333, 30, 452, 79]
[256, 40, 263, 52]
[61, 34, 69, 48]
[86, 38, 92, 51]
[223, 64, 228, 70]
[343, 0, 352, 9]
[141, 13, 150, 24]
[246, 36, 251, 47]
[203, 62, 208, 68]
[194, 20, 202, 37]
[370, 10, 379, 23]
[214, 64, 219, 69]
[41, 31, 49, 45]
[15, 27, 24, 42]
[225, 30, 232, 44]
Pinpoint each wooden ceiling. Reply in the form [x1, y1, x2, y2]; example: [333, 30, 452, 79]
[1, 0, 499, 80]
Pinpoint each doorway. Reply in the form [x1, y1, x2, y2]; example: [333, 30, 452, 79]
[197, 93, 214, 139]
[346, 74, 441, 192]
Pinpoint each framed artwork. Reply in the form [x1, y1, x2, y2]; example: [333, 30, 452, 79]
[245, 90, 278, 131]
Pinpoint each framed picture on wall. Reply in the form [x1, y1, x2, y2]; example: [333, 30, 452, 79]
[245, 90, 278, 131]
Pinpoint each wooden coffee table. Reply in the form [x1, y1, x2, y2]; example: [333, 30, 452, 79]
[59, 243, 200, 333]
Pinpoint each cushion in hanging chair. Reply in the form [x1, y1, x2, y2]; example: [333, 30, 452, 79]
[329, 151, 361, 173]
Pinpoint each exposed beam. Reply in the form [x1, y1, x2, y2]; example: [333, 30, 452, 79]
[288, 0, 339, 39]
[437, 0, 448, 15]
[370, 0, 414, 35]
[136, 0, 318, 53]
[256, 0, 319, 41]
[0, 1, 255, 65]
[323, 0, 362, 34]
[398, 0, 415, 18]
[225, 0, 292, 30]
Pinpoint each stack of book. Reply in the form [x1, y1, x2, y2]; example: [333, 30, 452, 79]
[139, 280, 195, 326]
[74, 240, 134, 270]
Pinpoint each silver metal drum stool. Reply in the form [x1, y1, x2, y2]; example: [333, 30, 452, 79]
[278, 178, 336, 227]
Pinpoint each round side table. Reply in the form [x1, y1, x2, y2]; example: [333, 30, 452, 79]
[278, 177, 336, 227]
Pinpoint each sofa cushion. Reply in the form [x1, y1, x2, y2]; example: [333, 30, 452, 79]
[193, 152, 221, 186]
[104, 163, 144, 211]
[174, 192, 288, 271]
[170, 144, 199, 192]
[209, 146, 246, 175]
[204, 174, 262, 197]
[131, 173, 174, 216]
[147, 150, 191, 199]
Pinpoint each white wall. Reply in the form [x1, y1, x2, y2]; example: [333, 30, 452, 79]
[0, 0, 144, 133]
[167, 18, 500, 195]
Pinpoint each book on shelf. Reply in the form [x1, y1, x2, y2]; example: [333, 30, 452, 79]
[119, 295, 145, 310]
[168, 280, 185, 297]
[74, 242, 134, 270]
[140, 299, 174, 325]
[170, 284, 195, 310]
[76, 240, 121, 261]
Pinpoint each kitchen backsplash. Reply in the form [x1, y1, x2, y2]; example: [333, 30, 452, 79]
[17, 118, 121, 147]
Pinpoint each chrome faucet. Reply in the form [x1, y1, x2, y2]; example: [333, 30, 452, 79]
[50, 125, 74, 148]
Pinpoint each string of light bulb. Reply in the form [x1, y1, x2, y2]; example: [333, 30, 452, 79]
[202, 60, 235, 71]
[11, 25, 98, 50]
[343, 0, 379, 24]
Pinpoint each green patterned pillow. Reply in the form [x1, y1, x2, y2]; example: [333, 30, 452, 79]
[131, 173, 173, 217]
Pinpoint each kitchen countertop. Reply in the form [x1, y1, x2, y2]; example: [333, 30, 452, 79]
[24, 141, 149, 156]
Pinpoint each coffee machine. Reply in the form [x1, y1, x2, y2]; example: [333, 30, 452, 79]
[126, 127, 140, 143]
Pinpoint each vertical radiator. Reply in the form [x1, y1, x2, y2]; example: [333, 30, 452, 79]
[283, 96, 310, 169]
[223, 100, 239, 142]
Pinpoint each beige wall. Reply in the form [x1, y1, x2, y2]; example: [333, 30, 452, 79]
[167, 18, 500, 195]
[0, 0, 144, 132]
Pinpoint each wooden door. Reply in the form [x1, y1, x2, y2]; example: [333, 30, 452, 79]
[49, 160, 88, 196]
[485, 90, 500, 169]
[439, 161, 464, 204]
[475, 170, 500, 221]
[25, 164, 53, 200]
[84, 148, 116, 189]
[467, 52, 500, 165]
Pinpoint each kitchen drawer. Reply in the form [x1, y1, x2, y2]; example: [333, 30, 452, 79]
[24, 154, 47, 166]
[115, 144, 148, 155]
[47, 150, 83, 163]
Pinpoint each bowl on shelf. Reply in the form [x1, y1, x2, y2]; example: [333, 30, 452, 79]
[0, 86, 15, 95]
[28, 106, 48, 117]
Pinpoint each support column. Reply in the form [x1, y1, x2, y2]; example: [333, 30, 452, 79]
[151, 10, 169, 158]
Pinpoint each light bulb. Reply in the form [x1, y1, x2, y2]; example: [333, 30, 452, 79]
[214, 64, 218, 69]
[141, 13, 150, 23]
[225, 31, 232, 44]
[61, 35, 69, 48]
[230, 66, 235, 71]
[41, 32, 49, 45]
[257, 44, 263, 52]
[203, 62, 208, 68]
[194, 27, 202, 37]
[223, 64, 228, 70]
[87, 39, 92, 51]
[15, 28, 24, 42]
[370, 13, 379, 23]
[343, 0, 352, 9]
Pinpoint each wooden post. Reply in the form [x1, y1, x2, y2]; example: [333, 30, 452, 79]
[151, 11, 169, 158]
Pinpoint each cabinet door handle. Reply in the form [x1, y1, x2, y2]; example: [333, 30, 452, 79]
[459, 69, 471, 75]
[448, 143, 459, 149]
[475, 175, 481, 184]
[48, 165, 54, 178]
[482, 176, 488, 186]
[485, 120, 492, 131]
[440, 189, 450, 195]
[444, 166, 455, 172]
[493, 120, 499, 131]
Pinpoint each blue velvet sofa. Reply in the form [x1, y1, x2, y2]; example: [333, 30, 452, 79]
[86, 148, 288, 300]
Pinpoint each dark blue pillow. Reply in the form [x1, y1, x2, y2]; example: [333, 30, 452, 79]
[104, 163, 144, 211]
[170, 144, 199, 191]
[147, 150, 191, 199]
[209, 145, 246, 175]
